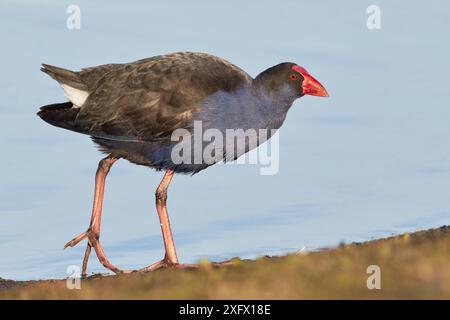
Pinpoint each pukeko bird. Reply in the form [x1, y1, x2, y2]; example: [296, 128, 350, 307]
[37, 52, 328, 275]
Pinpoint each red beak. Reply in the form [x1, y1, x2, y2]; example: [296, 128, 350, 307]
[292, 65, 329, 97]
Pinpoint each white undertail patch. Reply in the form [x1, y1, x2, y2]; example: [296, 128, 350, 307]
[61, 84, 89, 107]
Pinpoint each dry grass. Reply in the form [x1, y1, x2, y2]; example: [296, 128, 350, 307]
[1, 226, 450, 299]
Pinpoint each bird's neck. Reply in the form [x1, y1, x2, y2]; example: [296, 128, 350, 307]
[250, 79, 297, 130]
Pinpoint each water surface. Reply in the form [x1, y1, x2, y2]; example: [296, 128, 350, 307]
[1, 0, 449, 280]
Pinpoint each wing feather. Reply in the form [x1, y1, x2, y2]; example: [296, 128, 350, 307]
[73, 52, 252, 142]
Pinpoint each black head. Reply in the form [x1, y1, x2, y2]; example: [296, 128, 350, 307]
[253, 62, 328, 98]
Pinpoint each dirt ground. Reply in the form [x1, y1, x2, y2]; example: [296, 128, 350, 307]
[1, 226, 450, 299]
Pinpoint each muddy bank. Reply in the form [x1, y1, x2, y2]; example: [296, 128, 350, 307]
[1, 225, 450, 299]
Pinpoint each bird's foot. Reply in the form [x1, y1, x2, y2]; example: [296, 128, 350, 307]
[64, 229, 94, 249]
[138, 258, 198, 273]
[64, 228, 127, 275]
[64, 230, 233, 276]
[137, 259, 234, 273]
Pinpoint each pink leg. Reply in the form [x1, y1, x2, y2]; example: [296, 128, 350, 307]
[156, 170, 179, 264]
[64, 156, 124, 275]
[65, 165, 230, 275]
[140, 171, 235, 272]
[140, 170, 180, 271]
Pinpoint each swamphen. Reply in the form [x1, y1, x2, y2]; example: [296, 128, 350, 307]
[38, 52, 328, 275]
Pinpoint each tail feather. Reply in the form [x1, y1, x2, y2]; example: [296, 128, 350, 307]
[37, 102, 81, 132]
[41, 64, 87, 91]
[41, 64, 90, 107]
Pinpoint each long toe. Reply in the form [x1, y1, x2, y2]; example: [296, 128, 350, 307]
[138, 259, 167, 272]
[63, 230, 90, 249]
[138, 260, 201, 273]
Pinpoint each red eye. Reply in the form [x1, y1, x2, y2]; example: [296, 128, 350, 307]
[290, 74, 297, 80]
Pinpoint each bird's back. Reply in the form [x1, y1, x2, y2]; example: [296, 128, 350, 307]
[38, 52, 252, 142]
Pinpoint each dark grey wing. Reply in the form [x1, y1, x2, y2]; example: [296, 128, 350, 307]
[73, 52, 252, 142]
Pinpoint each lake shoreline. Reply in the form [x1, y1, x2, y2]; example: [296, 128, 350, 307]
[2, 225, 450, 299]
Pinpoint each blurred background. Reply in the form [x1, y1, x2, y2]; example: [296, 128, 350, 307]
[0, 0, 449, 280]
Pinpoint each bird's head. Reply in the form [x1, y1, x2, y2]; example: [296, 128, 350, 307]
[290, 64, 329, 97]
[254, 62, 329, 100]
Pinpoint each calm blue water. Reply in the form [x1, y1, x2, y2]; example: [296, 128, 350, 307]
[1, 0, 449, 280]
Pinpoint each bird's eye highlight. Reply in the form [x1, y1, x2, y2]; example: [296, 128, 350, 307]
[290, 74, 298, 80]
